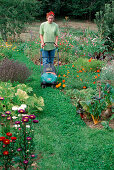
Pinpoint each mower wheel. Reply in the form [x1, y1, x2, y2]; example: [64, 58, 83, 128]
[41, 85, 46, 88]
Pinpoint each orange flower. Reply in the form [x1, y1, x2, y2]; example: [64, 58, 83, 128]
[88, 59, 91, 62]
[98, 74, 100, 77]
[72, 65, 74, 67]
[58, 75, 61, 77]
[63, 74, 66, 77]
[56, 85, 59, 88]
[82, 68, 85, 70]
[79, 70, 82, 72]
[80, 79, 82, 81]
[95, 76, 98, 79]
[83, 86, 86, 89]
[90, 68, 92, 70]
[63, 84, 66, 88]
[62, 80, 65, 83]
[77, 75, 79, 77]
[93, 81, 96, 84]
[97, 69, 100, 72]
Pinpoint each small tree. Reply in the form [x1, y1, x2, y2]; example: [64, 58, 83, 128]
[95, 1, 114, 49]
[0, 0, 42, 41]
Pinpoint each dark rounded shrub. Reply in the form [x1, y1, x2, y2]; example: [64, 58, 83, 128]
[0, 58, 31, 82]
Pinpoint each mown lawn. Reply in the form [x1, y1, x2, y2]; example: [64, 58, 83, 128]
[11, 52, 114, 170]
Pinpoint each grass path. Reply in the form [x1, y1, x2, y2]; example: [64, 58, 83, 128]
[12, 53, 114, 170]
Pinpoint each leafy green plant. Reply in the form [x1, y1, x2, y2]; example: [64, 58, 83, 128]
[100, 61, 114, 84]
[95, 1, 114, 49]
[0, 81, 44, 115]
[73, 57, 106, 72]
[0, 58, 31, 83]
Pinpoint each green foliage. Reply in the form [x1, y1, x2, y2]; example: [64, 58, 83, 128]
[100, 60, 114, 84]
[0, 58, 31, 83]
[73, 58, 105, 72]
[95, 1, 114, 48]
[0, 0, 41, 41]
[0, 81, 44, 115]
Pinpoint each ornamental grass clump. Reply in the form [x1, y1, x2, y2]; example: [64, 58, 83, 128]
[0, 58, 31, 83]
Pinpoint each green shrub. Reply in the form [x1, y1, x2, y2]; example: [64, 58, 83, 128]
[100, 60, 114, 85]
[95, 1, 114, 49]
[73, 58, 106, 72]
[0, 58, 31, 83]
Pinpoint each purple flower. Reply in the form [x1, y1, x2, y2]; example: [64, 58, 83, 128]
[26, 137, 32, 140]
[0, 97, 4, 100]
[1, 114, 5, 117]
[31, 154, 35, 158]
[22, 116, 29, 119]
[22, 118, 29, 123]
[23, 160, 28, 164]
[5, 111, 11, 115]
[33, 120, 39, 123]
[15, 121, 20, 124]
[29, 115, 36, 119]
[17, 148, 22, 152]
[18, 109, 25, 114]
[7, 117, 11, 120]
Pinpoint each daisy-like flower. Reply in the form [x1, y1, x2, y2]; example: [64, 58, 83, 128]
[15, 121, 20, 124]
[1, 114, 5, 117]
[26, 137, 32, 140]
[12, 106, 19, 111]
[33, 120, 39, 123]
[5, 111, 11, 115]
[17, 148, 22, 152]
[23, 160, 28, 164]
[18, 109, 25, 114]
[12, 116, 18, 119]
[20, 104, 27, 109]
[22, 118, 29, 123]
[29, 115, 36, 119]
[0, 97, 4, 100]
[7, 117, 11, 120]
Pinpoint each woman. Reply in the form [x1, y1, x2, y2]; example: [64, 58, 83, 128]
[39, 11, 59, 65]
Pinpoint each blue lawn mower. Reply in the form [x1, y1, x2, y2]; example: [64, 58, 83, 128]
[40, 43, 59, 88]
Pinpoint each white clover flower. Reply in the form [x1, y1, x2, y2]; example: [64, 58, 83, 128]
[12, 106, 19, 111]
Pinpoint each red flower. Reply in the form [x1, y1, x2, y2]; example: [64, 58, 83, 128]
[83, 86, 87, 89]
[0, 137, 5, 141]
[6, 132, 12, 137]
[88, 59, 91, 62]
[3, 151, 9, 155]
[3, 139, 10, 145]
[11, 137, 17, 140]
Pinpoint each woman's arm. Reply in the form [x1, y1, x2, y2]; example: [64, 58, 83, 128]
[40, 34, 45, 48]
[55, 36, 58, 47]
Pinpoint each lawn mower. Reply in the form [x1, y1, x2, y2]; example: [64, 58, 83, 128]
[40, 42, 59, 88]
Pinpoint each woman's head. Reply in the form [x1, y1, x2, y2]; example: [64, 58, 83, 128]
[46, 11, 54, 24]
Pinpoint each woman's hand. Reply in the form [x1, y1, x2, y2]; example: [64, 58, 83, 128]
[41, 43, 45, 48]
[54, 43, 58, 48]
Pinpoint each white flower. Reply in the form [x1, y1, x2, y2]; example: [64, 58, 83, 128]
[13, 125, 20, 128]
[21, 104, 27, 109]
[12, 116, 18, 119]
[12, 106, 19, 111]
[26, 125, 30, 128]
[18, 106, 25, 111]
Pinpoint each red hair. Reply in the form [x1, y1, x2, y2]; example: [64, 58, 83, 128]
[46, 11, 55, 18]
